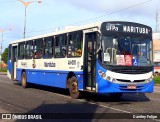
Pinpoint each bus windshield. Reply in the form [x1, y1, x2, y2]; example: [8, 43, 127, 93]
[101, 35, 153, 67]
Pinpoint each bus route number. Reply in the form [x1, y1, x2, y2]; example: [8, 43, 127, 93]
[68, 60, 76, 65]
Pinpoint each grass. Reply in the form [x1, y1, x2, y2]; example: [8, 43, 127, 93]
[0, 68, 7, 72]
[154, 76, 160, 84]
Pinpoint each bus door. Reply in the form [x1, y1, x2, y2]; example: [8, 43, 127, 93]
[11, 45, 17, 80]
[84, 32, 97, 91]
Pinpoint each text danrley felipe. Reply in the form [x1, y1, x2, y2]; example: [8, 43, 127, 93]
[133, 114, 157, 119]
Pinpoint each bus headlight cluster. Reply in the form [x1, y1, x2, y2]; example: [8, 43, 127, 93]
[145, 76, 153, 83]
[98, 70, 106, 78]
[112, 78, 117, 83]
[107, 77, 118, 83]
[98, 70, 117, 83]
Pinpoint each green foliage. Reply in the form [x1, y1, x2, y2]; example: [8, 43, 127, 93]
[0, 68, 7, 72]
[1, 48, 8, 64]
[154, 76, 160, 84]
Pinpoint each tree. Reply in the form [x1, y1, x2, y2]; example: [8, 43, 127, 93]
[1, 48, 8, 64]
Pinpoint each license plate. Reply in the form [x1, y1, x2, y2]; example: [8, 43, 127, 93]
[127, 85, 136, 89]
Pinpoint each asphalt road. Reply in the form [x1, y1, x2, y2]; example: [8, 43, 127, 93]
[0, 74, 160, 122]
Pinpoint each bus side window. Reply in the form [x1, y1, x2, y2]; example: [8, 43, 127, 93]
[55, 34, 67, 58]
[67, 31, 83, 57]
[43, 37, 53, 58]
[34, 38, 43, 59]
[25, 40, 33, 59]
[18, 42, 25, 59]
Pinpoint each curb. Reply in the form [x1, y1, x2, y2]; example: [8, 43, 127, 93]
[0, 72, 7, 75]
[154, 84, 160, 87]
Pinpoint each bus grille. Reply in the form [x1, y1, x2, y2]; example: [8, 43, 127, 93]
[112, 69, 151, 74]
[117, 79, 145, 83]
[108, 66, 153, 74]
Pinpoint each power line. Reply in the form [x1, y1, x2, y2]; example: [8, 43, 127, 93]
[22, 0, 153, 35]
[2, 0, 153, 38]
[68, 0, 153, 26]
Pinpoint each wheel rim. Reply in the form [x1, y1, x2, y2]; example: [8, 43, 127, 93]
[22, 74, 26, 87]
[71, 82, 78, 94]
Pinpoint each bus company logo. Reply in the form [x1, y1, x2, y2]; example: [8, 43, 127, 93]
[106, 24, 118, 31]
[2, 114, 11, 119]
[32, 60, 36, 68]
[68, 60, 76, 65]
[44, 62, 56, 67]
[21, 62, 27, 67]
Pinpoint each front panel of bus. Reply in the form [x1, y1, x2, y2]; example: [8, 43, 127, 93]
[96, 22, 154, 93]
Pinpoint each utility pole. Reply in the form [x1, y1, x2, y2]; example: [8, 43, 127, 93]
[18, 0, 42, 38]
[156, 10, 159, 32]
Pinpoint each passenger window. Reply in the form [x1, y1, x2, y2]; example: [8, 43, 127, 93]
[25, 40, 33, 59]
[68, 31, 83, 57]
[43, 37, 53, 58]
[55, 34, 67, 58]
[18, 42, 25, 59]
[34, 38, 43, 59]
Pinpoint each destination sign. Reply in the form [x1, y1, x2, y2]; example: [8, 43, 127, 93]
[101, 22, 152, 35]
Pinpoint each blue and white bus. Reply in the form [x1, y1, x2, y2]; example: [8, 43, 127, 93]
[7, 21, 154, 99]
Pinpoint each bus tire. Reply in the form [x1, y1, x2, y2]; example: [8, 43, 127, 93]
[109, 93, 123, 100]
[21, 72, 27, 88]
[69, 76, 81, 99]
[67, 78, 71, 88]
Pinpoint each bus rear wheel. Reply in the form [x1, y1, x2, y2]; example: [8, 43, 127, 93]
[21, 72, 27, 88]
[69, 76, 81, 99]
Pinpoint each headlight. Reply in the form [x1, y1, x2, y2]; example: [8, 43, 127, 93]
[106, 76, 111, 81]
[106, 77, 117, 83]
[145, 76, 153, 83]
[101, 73, 106, 78]
[112, 78, 117, 83]
[98, 70, 106, 78]
[98, 70, 117, 83]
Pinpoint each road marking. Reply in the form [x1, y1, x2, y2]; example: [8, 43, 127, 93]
[1, 76, 160, 121]
[51, 92, 160, 121]
[77, 99, 132, 113]
[46, 91, 132, 113]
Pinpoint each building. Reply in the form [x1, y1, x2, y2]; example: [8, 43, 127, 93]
[153, 32, 160, 74]
[153, 32, 160, 61]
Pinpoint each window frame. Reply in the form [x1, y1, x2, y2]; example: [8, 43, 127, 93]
[54, 34, 67, 58]
[18, 42, 25, 59]
[33, 38, 43, 59]
[25, 40, 33, 59]
[67, 31, 83, 58]
[43, 36, 54, 59]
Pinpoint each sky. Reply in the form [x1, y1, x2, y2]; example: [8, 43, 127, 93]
[0, 0, 159, 51]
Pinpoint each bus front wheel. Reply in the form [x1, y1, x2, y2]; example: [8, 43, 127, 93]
[21, 72, 27, 88]
[69, 76, 81, 99]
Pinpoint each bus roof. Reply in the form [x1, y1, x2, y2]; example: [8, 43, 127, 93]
[9, 21, 102, 44]
[9, 21, 152, 45]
